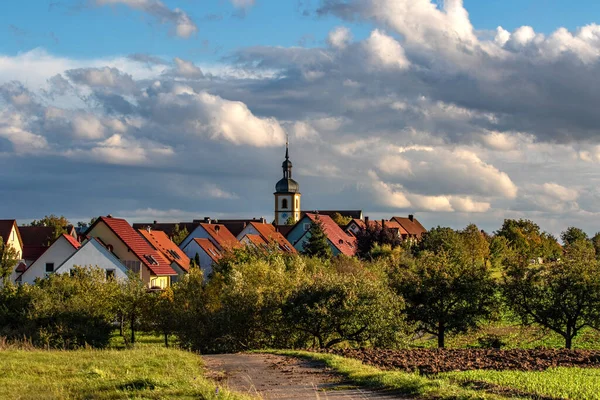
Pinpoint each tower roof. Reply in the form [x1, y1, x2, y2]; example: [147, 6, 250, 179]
[276, 139, 300, 193]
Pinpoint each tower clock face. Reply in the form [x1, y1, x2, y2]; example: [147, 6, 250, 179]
[281, 212, 288, 219]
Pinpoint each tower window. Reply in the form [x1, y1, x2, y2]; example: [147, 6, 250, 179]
[296, 198, 299, 209]
[282, 198, 288, 209]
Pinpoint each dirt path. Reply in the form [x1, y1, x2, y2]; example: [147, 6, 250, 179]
[203, 353, 409, 399]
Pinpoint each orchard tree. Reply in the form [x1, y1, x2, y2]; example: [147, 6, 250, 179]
[393, 251, 498, 348]
[302, 216, 332, 259]
[561, 227, 589, 246]
[496, 219, 561, 263]
[117, 271, 149, 345]
[460, 224, 490, 267]
[503, 237, 600, 349]
[0, 237, 19, 285]
[592, 232, 600, 260]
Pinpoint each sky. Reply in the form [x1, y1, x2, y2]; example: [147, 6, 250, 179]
[2, 0, 600, 237]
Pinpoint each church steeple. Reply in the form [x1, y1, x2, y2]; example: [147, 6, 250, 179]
[282, 137, 293, 179]
[274, 137, 301, 225]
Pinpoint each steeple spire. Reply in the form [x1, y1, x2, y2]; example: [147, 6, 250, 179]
[282, 135, 292, 179]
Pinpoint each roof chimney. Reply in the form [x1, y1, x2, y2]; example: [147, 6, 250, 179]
[107, 214, 113, 218]
[153, 220, 157, 225]
[382, 219, 385, 229]
[365, 216, 369, 227]
[409, 214, 414, 222]
[204, 217, 212, 224]
[215, 225, 220, 233]
[146, 226, 151, 233]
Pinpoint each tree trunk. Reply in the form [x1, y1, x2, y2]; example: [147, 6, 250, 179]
[119, 316, 124, 337]
[438, 322, 445, 348]
[565, 326, 573, 349]
[164, 332, 168, 348]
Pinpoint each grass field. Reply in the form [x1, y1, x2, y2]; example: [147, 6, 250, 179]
[443, 367, 600, 400]
[0, 346, 250, 400]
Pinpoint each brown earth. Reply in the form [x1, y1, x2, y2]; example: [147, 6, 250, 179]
[320, 348, 600, 374]
[203, 353, 409, 399]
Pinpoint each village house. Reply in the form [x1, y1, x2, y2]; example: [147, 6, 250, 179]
[54, 237, 129, 280]
[391, 215, 427, 240]
[86, 216, 176, 289]
[18, 234, 81, 285]
[179, 222, 240, 254]
[286, 213, 357, 256]
[237, 221, 296, 254]
[0, 220, 23, 259]
[138, 228, 190, 282]
[181, 238, 223, 277]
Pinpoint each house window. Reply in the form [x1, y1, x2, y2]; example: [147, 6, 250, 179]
[295, 198, 299, 209]
[45, 263, 54, 273]
[303, 223, 311, 232]
[106, 269, 115, 280]
[282, 198, 288, 209]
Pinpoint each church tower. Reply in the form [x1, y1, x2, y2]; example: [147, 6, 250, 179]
[274, 140, 301, 225]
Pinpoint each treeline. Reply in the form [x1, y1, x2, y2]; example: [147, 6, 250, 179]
[2, 219, 600, 351]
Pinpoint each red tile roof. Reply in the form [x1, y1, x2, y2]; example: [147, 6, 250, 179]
[95, 216, 176, 276]
[245, 234, 269, 249]
[138, 229, 190, 272]
[200, 223, 240, 251]
[193, 238, 223, 263]
[391, 216, 427, 237]
[248, 222, 297, 254]
[304, 213, 357, 256]
[62, 233, 81, 250]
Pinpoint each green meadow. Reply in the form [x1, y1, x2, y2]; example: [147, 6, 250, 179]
[0, 346, 248, 400]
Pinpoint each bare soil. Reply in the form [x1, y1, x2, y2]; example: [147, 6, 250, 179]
[320, 348, 600, 374]
[203, 353, 408, 399]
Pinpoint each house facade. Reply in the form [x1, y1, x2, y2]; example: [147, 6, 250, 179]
[138, 228, 190, 282]
[54, 238, 129, 279]
[286, 213, 357, 256]
[236, 221, 296, 254]
[0, 220, 23, 260]
[18, 234, 81, 285]
[181, 238, 223, 277]
[179, 223, 239, 253]
[86, 216, 176, 289]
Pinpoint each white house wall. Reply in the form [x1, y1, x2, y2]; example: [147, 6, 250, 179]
[20, 237, 77, 285]
[181, 240, 215, 278]
[55, 239, 128, 280]
[179, 226, 213, 250]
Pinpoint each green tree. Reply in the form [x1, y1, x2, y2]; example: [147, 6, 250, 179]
[146, 288, 176, 347]
[172, 224, 189, 246]
[30, 267, 120, 349]
[0, 237, 19, 285]
[285, 216, 296, 226]
[302, 217, 332, 259]
[460, 224, 490, 267]
[592, 232, 600, 260]
[503, 237, 600, 349]
[561, 227, 589, 246]
[30, 214, 71, 239]
[117, 271, 149, 346]
[282, 272, 404, 348]
[392, 251, 498, 348]
[330, 212, 352, 227]
[496, 219, 561, 263]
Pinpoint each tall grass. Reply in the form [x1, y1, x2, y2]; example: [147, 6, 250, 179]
[0, 346, 251, 400]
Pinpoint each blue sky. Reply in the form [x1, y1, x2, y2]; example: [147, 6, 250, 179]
[2, 1, 599, 61]
[2, 0, 600, 236]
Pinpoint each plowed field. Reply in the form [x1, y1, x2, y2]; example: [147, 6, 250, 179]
[320, 348, 600, 374]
